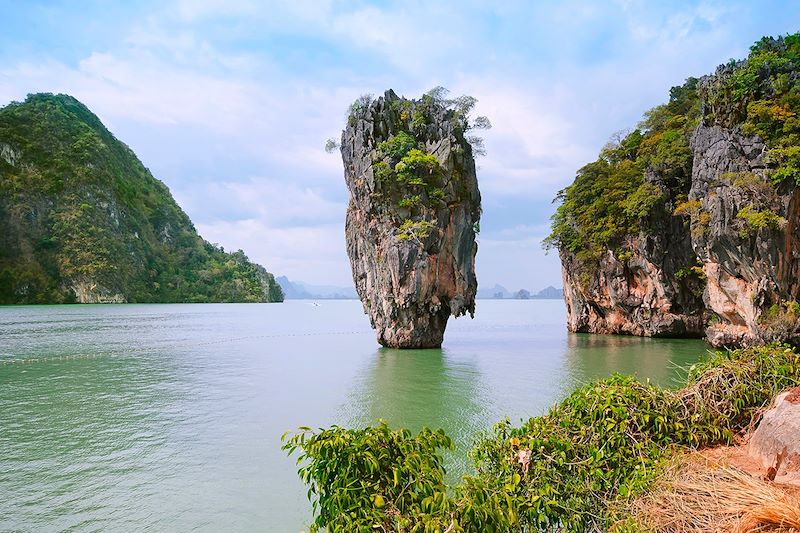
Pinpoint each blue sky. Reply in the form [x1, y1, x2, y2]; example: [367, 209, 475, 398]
[1, 1, 799, 289]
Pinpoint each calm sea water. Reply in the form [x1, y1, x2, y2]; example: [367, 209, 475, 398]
[0, 300, 707, 532]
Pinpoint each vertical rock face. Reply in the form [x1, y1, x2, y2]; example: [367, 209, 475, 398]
[560, 174, 707, 338]
[554, 35, 800, 347]
[687, 124, 798, 346]
[341, 90, 481, 348]
[559, 115, 798, 346]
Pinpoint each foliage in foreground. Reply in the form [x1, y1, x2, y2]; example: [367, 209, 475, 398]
[283, 424, 455, 532]
[284, 345, 800, 532]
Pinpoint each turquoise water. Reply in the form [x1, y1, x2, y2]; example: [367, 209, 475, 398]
[0, 300, 707, 531]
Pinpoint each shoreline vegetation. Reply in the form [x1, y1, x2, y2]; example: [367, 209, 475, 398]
[284, 343, 800, 532]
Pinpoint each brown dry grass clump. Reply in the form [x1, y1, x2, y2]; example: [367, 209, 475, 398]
[628, 453, 800, 532]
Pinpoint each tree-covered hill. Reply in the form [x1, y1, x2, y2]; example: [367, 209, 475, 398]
[0, 93, 283, 304]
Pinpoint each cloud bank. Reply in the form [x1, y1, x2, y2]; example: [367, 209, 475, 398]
[1, 0, 798, 288]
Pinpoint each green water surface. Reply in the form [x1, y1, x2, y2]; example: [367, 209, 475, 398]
[0, 300, 707, 531]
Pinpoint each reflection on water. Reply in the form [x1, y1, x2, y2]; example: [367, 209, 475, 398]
[563, 333, 710, 390]
[0, 300, 709, 531]
[343, 347, 488, 477]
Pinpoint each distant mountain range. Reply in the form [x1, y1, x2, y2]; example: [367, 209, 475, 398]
[476, 284, 563, 300]
[278, 277, 563, 301]
[276, 276, 358, 299]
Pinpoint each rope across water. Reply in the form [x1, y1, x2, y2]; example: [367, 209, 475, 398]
[0, 329, 375, 366]
[0, 322, 539, 366]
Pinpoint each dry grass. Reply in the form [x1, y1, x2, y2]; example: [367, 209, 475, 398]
[628, 453, 800, 532]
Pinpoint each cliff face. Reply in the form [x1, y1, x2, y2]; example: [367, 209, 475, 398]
[560, 223, 706, 338]
[0, 93, 284, 304]
[688, 123, 800, 346]
[341, 90, 480, 348]
[551, 35, 800, 346]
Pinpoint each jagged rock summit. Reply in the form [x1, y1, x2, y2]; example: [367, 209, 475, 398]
[340, 90, 481, 348]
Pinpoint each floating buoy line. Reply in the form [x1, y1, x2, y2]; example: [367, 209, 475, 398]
[0, 329, 375, 366]
[0, 322, 541, 366]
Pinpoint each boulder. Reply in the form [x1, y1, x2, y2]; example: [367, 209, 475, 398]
[748, 387, 800, 484]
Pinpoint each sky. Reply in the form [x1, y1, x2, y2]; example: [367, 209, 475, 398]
[1, 1, 799, 290]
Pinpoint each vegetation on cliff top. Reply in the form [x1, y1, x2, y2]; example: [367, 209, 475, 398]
[285, 344, 800, 532]
[543, 76, 700, 262]
[545, 32, 800, 263]
[0, 93, 283, 304]
[331, 88, 489, 244]
[702, 34, 800, 185]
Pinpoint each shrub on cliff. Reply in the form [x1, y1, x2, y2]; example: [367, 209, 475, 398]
[547, 32, 800, 265]
[544, 76, 700, 260]
[757, 301, 800, 345]
[350, 90, 487, 244]
[700, 33, 800, 185]
[285, 345, 800, 532]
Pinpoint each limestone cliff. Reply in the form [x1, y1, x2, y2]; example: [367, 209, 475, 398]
[550, 34, 800, 347]
[560, 167, 707, 338]
[340, 90, 481, 348]
[687, 122, 796, 346]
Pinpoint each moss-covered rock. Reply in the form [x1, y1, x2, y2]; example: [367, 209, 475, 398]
[339, 90, 481, 348]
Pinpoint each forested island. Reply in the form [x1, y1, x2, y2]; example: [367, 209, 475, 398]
[285, 33, 800, 532]
[0, 93, 283, 304]
[546, 33, 800, 348]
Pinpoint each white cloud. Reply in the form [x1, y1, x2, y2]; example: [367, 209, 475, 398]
[174, 0, 259, 21]
[197, 220, 351, 285]
[179, 178, 346, 225]
[328, 5, 464, 72]
[2, 0, 797, 289]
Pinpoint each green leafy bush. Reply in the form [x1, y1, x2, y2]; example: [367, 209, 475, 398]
[282, 423, 454, 533]
[410, 109, 428, 130]
[735, 205, 785, 236]
[286, 345, 800, 532]
[544, 157, 646, 255]
[396, 219, 435, 243]
[766, 145, 800, 185]
[378, 131, 419, 160]
[398, 195, 422, 209]
[621, 182, 663, 219]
